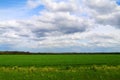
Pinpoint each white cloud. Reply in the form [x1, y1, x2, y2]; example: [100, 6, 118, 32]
[84, 0, 120, 28]
[84, 0, 117, 14]
[0, 0, 120, 52]
[27, 0, 42, 9]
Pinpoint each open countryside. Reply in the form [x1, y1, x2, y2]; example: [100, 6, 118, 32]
[0, 0, 120, 80]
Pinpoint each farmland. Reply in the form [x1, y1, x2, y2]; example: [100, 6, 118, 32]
[0, 54, 120, 80]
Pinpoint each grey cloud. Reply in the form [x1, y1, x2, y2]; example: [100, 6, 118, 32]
[32, 29, 52, 37]
[84, 0, 117, 14]
[31, 11, 92, 38]
[84, 0, 120, 28]
[96, 12, 120, 28]
[61, 27, 85, 34]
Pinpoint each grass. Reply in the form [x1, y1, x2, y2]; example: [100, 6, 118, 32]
[0, 55, 120, 66]
[0, 65, 120, 80]
[0, 54, 120, 80]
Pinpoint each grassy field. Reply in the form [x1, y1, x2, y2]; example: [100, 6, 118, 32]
[0, 54, 120, 80]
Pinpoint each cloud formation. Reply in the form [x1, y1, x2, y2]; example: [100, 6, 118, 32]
[84, 0, 120, 28]
[0, 0, 120, 52]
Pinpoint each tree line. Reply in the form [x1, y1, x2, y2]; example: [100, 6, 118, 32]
[0, 51, 120, 55]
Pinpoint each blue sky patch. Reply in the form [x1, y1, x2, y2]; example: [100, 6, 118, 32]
[116, 0, 120, 5]
[0, 0, 26, 8]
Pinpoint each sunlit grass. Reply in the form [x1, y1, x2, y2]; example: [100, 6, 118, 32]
[0, 65, 120, 80]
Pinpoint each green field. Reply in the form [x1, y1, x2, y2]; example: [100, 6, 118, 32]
[0, 55, 120, 80]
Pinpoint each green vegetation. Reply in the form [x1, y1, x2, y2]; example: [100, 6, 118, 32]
[0, 54, 120, 80]
[0, 55, 120, 67]
[0, 65, 120, 80]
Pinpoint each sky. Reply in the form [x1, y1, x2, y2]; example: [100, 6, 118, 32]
[0, 0, 120, 52]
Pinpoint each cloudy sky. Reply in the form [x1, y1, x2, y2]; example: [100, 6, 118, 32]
[0, 0, 120, 52]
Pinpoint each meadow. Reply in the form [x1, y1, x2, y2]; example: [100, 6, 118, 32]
[0, 54, 120, 80]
